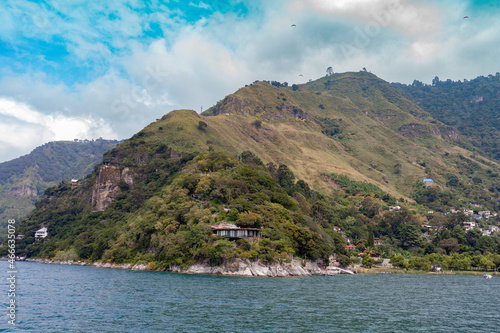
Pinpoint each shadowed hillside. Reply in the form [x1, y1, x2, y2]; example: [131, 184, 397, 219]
[203, 72, 498, 198]
[392, 73, 500, 161]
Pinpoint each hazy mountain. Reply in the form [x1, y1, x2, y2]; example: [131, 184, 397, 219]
[0, 139, 120, 237]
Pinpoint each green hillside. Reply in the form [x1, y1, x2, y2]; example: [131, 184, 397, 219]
[7, 73, 500, 270]
[392, 73, 500, 161]
[16, 147, 348, 265]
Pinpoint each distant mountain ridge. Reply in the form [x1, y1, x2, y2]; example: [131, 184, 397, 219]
[392, 73, 500, 161]
[0, 139, 120, 227]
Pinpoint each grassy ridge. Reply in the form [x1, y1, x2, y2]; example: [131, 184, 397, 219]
[203, 73, 500, 200]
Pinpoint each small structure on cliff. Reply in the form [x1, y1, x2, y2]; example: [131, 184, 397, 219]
[422, 178, 434, 186]
[35, 227, 48, 240]
[211, 222, 261, 239]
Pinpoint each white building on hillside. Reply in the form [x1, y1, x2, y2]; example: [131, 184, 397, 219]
[463, 221, 476, 231]
[35, 227, 48, 240]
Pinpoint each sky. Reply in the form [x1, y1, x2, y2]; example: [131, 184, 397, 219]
[0, 0, 499, 162]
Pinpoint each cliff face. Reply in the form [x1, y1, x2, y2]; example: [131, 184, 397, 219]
[398, 123, 459, 141]
[91, 165, 135, 212]
[9, 185, 38, 197]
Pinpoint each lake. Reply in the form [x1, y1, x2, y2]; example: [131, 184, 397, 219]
[1, 261, 499, 332]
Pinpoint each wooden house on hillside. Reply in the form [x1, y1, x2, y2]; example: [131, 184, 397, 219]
[211, 222, 261, 239]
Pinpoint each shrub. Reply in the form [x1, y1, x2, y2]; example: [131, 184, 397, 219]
[362, 254, 375, 268]
[197, 121, 208, 131]
[236, 211, 262, 228]
[337, 254, 352, 267]
[251, 120, 262, 129]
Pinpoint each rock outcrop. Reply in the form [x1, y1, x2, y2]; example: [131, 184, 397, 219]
[398, 123, 459, 141]
[170, 258, 355, 277]
[29, 258, 356, 277]
[91, 165, 122, 212]
[30, 259, 148, 271]
[9, 185, 38, 197]
[121, 167, 134, 186]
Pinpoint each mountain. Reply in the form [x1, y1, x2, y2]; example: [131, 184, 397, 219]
[392, 73, 500, 161]
[0, 139, 120, 239]
[203, 72, 498, 198]
[9, 72, 500, 268]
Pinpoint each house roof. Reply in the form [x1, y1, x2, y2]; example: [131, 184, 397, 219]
[211, 222, 238, 229]
[210, 222, 261, 231]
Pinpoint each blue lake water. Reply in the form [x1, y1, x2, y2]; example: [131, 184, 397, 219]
[1, 261, 499, 332]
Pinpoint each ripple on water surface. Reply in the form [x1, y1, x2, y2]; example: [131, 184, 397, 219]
[1, 262, 499, 332]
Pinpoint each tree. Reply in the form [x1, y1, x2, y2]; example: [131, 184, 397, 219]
[236, 211, 262, 228]
[240, 150, 263, 165]
[445, 213, 468, 230]
[438, 238, 459, 254]
[291, 179, 311, 199]
[398, 224, 422, 250]
[446, 174, 460, 187]
[266, 162, 278, 180]
[476, 236, 498, 254]
[251, 119, 262, 129]
[361, 198, 380, 218]
[466, 228, 482, 248]
[449, 254, 471, 270]
[408, 257, 431, 271]
[390, 254, 406, 268]
[479, 256, 495, 271]
[452, 225, 466, 244]
[362, 253, 374, 268]
[432, 76, 440, 86]
[393, 163, 402, 174]
[411, 80, 423, 87]
[367, 226, 375, 247]
[326, 67, 333, 76]
[197, 121, 208, 131]
[291, 84, 299, 91]
[337, 254, 352, 268]
[277, 164, 295, 190]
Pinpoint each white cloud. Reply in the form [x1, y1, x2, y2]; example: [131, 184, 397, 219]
[189, 2, 210, 10]
[295, 0, 441, 36]
[1, 0, 500, 163]
[0, 98, 117, 162]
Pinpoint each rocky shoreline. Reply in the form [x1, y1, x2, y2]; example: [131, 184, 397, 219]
[26, 258, 150, 271]
[25, 258, 356, 277]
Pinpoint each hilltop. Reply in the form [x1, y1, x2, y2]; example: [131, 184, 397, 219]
[203, 72, 498, 199]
